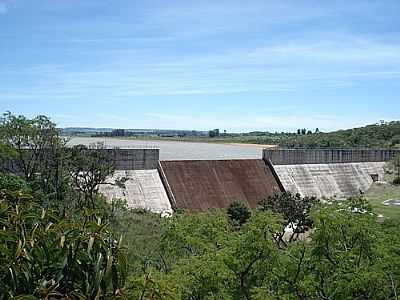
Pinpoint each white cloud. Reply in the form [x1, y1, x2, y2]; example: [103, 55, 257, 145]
[0, 0, 16, 15]
[6, 34, 399, 99]
[143, 112, 388, 133]
[0, 2, 7, 14]
[1, 1, 399, 131]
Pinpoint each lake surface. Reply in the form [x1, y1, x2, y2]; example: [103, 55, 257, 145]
[67, 137, 264, 160]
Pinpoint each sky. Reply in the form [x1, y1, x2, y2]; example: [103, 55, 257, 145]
[0, 0, 399, 132]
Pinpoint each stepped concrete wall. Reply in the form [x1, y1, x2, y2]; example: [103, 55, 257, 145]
[263, 149, 400, 165]
[274, 162, 385, 199]
[99, 169, 172, 215]
[159, 159, 283, 212]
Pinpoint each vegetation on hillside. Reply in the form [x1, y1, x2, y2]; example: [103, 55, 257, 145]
[208, 121, 400, 148]
[1, 112, 400, 299]
[273, 121, 400, 149]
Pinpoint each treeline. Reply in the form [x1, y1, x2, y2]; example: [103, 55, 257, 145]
[207, 122, 400, 148]
[1, 112, 400, 299]
[252, 121, 400, 149]
[92, 129, 207, 138]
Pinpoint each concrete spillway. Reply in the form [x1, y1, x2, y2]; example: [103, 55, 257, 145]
[99, 170, 172, 214]
[274, 162, 385, 199]
[159, 159, 283, 211]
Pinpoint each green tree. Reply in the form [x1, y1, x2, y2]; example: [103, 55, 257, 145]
[0, 142, 16, 172]
[0, 112, 75, 210]
[0, 176, 127, 299]
[156, 211, 282, 300]
[0, 112, 62, 182]
[307, 198, 392, 300]
[227, 201, 251, 227]
[258, 192, 318, 247]
[208, 129, 220, 138]
[69, 144, 115, 210]
[391, 155, 400, 185]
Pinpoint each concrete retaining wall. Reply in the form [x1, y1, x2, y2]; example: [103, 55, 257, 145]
[99, 169, 172, 215]
[263, 149, 400, 165]
[274, 162, 386, 199]
[4, 148, 160, 172]
[104, 149, 159, 170]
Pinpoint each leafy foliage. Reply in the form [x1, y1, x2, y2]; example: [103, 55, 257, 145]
[278, 121, 400, 148]
[0, 112, 62, 181]
[69, 144, 115, 210]
[227, 201, 252, 227]
[244, 121, 400, 149]
[0, 177, 127, 299]
[144, 199, 400, 299]
[1, 112, 400, 299]
[259, 192, 318, 246]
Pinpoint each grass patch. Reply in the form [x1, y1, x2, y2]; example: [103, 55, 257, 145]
[111, 209, 163, 273]
[365, 183, 400, 219]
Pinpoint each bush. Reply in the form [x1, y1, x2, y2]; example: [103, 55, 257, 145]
[0, 191, 127, 298]
[227, 201, 251, 226]
[258, 192, 319, 245]
[393, 177, 400, 185]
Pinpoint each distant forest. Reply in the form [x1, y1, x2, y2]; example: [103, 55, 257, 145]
[270, 121, 400, 149]
[225, 121, 400, 149]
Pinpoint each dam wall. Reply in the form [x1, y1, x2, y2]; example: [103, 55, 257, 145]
[273, 162, 386, 199]
[263, 149, 400, 165]
[99, 169, 172, 215]
[159, 159, 283, 212]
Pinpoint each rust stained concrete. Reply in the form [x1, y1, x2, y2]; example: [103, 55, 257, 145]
[160, 159, 283, 212]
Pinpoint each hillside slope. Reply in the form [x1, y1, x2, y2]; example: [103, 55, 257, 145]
[274, 121, 400, 149]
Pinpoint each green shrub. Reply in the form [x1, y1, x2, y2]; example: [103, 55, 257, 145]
[0, 193, 127, 299]
[393, 177, 400, 185]
[227, 201, 251, 226]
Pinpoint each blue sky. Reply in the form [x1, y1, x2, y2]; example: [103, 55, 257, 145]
[0, 0, 399, 132]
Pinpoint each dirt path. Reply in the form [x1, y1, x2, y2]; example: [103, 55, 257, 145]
[226, 143, 278, 149]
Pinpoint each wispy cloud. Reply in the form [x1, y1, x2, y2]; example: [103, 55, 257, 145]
[0, 0, 16, 15]
[144, 112, 389, 132]
[1, 0, 399, 131]
[0, 1, 8, 14]
[3, 33, 398, 99]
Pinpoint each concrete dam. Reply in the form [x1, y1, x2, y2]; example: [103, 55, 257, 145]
[97, 148, 397, 213]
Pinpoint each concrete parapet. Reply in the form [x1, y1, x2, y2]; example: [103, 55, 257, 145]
[263, 149, 400, 165]
[3, 148, 160, 172]
[104, 148, 159, 170]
